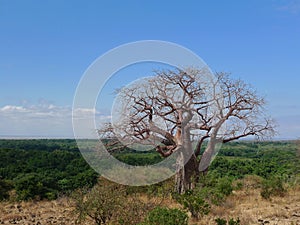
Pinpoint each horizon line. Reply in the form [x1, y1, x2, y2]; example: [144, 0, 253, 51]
[0, 135, 297, 142]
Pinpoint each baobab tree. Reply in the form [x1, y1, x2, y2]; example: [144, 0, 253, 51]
[99, 68, 275, 193]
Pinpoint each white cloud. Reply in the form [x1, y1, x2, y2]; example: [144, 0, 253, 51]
[0, 105, 29, 113]
[0, 103, 110, 138]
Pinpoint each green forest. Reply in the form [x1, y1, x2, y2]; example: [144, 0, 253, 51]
[0, 139, 299, 201]
[0, 139, 98, 200]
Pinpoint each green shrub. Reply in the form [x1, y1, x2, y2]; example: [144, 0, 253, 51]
[261, 176, 286, 199]
[217, 177, 233, 196]
[228, 217, 241, 225]
[215, 218, 227, 225]
[215, 217, 240, 225]
[141, 207, 188, 225]
[194, 175, 234, 206]
[174, 190, 210, 219]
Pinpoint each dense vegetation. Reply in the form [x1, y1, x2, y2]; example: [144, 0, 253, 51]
[0, 139, 300, 224]
[0, 139, 98, 200]
[211, 141, 300, 179]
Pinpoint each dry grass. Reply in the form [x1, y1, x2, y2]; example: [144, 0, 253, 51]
[1, 180, 300, 225]
[194, 181, 300, 225]
[0, 197, 79, 225]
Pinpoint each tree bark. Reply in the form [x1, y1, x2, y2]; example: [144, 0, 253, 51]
[175, 152, 199, 194]
[175, 122, 200, 194]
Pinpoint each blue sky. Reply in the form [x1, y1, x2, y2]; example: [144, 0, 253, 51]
[0, 0, 300, 139]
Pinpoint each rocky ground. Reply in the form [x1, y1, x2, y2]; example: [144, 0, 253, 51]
[0, 197, 80, 225]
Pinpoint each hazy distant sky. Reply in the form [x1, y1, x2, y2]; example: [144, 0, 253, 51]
[0, 0, 300, 139]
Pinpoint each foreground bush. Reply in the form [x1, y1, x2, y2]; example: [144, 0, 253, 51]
[140, 207, 188, 225]
[73, 181, 126, 224]
[73, 179, 157, 225]
[215, 217, 241, 225]
[117, 194, 156, 225]
[174, 190, 210, 219]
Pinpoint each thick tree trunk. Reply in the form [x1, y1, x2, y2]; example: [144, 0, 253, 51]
[175, 121, 200, 194]
[175, 153, 199, 194]
[175, 136, 220, 193]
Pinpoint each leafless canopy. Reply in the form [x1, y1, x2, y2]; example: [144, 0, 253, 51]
[99, 68, 275, 170]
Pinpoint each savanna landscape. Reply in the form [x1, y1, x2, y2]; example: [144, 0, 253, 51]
[1, 1, 300, 225]
[1, 139, 300, 224]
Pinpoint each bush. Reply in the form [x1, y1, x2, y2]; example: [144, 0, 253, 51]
[216, 177, 233, 196]
[0, 179, 13, 201]
[228, 217, 241, 225]
[73, 181, 126, 225]
[261, 176, 286, 199]
[117, 194, 156, 225]
[215, 218, 227, 225]
[141, 207, 188, 225]
[174, 190, 210, 219]
[194, 175, 234, 206]
[215, 217, 241, 225]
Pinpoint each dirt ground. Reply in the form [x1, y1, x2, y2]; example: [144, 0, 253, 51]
[1, 184, 300, 225]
